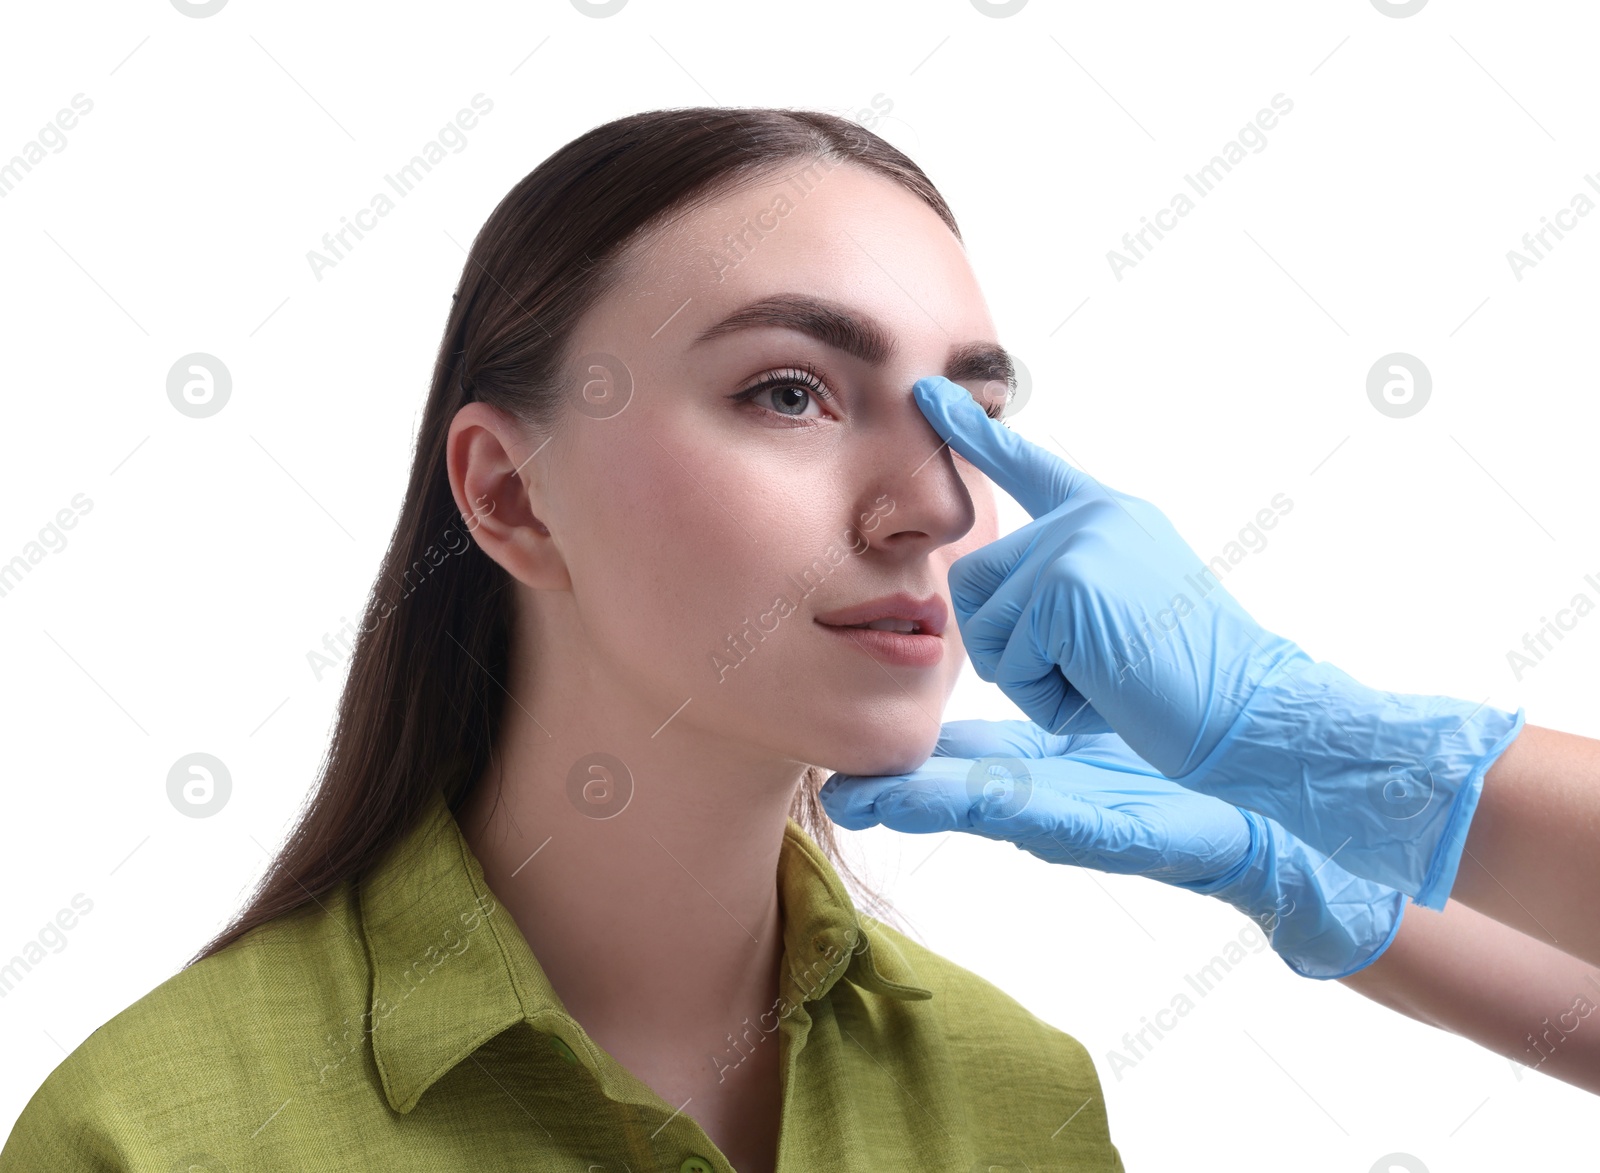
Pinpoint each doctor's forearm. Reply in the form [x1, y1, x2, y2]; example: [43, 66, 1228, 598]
[1450, 724, 1600, 968]
[1338, 897, 1600, 1096]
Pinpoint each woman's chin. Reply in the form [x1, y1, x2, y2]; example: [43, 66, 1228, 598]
[821, 739, 938, 780]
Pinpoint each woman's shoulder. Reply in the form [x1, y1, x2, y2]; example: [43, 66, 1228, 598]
[1, 884, 368, 1171]
[847, 919, 1125, 1171]
[866, 917, 1103, 1069]
[89, 882, 368, 1072]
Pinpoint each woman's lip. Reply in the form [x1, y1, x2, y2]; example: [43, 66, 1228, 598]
[814, 619, 945, 668]
[811, 592, 948, 637]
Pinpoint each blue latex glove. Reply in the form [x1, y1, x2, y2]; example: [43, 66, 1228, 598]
[913, 374, 1525, 909]
[821, 719, 1406, 980]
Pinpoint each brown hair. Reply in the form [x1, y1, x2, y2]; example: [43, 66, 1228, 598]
[187, 106, 962, 968]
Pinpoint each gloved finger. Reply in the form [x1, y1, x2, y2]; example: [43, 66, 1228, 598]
[968, 763, 1255, 882]
[984, 576, 1114, 738]
[934, 718, 1076, 760]
[912, 375, 1090, 521]
[966, 780, 1195, 879]
[936, 723, 1168, 784]
[943, 593, 1108, 739]
[980, 785, 1119, 864]
[1057, 732, 1177, 778]
[819, 758, 979, 833]
[940, 516, 1109, 737]
[820, 757, 1114, 859]
[816, 770, 885, 830]
[943, 530, 1025, 681]
[941, 517, 1058, 680]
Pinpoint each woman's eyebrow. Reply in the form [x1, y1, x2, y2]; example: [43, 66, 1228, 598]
[690, 292, 1015, 387]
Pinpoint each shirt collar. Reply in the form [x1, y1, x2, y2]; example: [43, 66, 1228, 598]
[359, 785, 931, 1115]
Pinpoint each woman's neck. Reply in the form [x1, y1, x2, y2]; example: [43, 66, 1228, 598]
[454, 685, 803, 1075]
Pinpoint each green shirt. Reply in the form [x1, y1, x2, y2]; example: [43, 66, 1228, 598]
[1, 786, 1124, 1172]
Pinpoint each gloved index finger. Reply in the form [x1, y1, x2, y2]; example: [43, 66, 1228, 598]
[912, 374, 1088, 521]
[935, 718, 1078, 760]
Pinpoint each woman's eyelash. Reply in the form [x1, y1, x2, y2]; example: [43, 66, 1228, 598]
[978, 388, 1009, 421]
[730, 362, 836, 427]
[730, 364, 1008, 425]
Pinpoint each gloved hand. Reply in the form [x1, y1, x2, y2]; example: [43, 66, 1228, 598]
[820, 718, 1406, 980]
[913, 374, 1524, 909]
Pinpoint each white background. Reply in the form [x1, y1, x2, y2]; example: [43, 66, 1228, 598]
[2, 1, 1597, 1169]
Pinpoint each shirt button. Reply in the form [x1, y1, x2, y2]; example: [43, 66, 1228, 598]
[547, 1035, 579, 1065]
[678, 1158, 713, 1173]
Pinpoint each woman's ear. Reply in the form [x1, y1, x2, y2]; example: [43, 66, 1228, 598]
[446, 401, 571, 591]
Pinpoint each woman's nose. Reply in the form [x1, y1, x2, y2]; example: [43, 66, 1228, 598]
[850, 394, 979, 556]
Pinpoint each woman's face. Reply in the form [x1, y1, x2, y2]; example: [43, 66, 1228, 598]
[514, 160, 1006, 779]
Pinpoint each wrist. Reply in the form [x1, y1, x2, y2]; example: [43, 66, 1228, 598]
[1177, 810, 1408, 980]
[1177, 657, 1525, 909]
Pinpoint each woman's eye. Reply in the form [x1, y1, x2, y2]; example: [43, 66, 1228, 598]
[972, 382, 1010, 422]
[731, 365, 835, 427]
[728, 368, 1009, 427]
